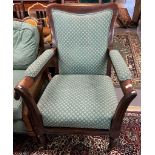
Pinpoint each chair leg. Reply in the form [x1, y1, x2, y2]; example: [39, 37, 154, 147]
[32, 135, 38, 143]
[107, 136, 117, 152]
[37, 134, 47, 148]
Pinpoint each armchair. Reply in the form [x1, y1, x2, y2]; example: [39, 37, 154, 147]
[14, 3, 137, 150]
[13, 18, 45, 135]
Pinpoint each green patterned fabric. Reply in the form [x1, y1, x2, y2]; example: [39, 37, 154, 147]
[38, 75, 118, 129]
[52, 10, 113, 75]
[13, 120, 27, 133]
[13, 21, 39, 70]
[13, 70, 25, 120]
[25, 49, 55, 77]
[109, 50, 132, 81]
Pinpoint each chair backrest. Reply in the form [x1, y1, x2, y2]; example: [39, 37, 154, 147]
[13, 20, 40, 70]
[28, 2, 47, 26]
[13, 3, 25, 19]
[47, 3, 118, 75]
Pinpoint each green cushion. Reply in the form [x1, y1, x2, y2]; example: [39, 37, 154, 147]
[109, 50, 132, 81]
[13, 120, 27, 133]
[13, 21, 39, 70]
[13, 70, 25, 120]
[52, 9, 113, 75]
[38, 75, 118, 129]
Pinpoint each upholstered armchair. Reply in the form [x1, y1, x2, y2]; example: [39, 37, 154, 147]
[14, 3, 137, 150]
[13, 18, 45, 135]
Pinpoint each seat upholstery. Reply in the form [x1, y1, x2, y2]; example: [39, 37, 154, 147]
[38, 75, 118, 129]
[13, 70, 25, 120]
[13, 120, 27, 133]
[52, 10, 113, 75]
[13, 21, 39, 70]
[13, 70, 27, 133]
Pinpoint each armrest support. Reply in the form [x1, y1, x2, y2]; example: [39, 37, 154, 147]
[14, 85, 44, 134]
[108, 50, 137, 137]
[109, 49, 132, 81]
[14, 73, 48, 134]
[25, 48, 56, 78]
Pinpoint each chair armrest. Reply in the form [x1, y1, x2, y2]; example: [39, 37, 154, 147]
[109, 50, 137, 136]
[25, 48, 56, 78]
[109, 49, 132, 81]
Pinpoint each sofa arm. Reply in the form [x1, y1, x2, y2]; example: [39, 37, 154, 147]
[25, 48, 56, 78]
[109, 49, 132, 81]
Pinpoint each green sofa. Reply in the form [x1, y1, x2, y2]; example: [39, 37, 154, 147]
[13, 20, 40, 133]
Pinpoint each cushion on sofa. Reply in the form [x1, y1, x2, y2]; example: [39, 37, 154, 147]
[13, 21, 40, 70]
[13, 70, 25, 120]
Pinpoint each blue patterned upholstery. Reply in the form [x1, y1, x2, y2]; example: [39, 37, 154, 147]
[52, 10, 113, 75]
[13, 21, 39, 70]
[109, 50, 132, 81]
[25, 49, 55, 77]
[38, 75, 118, 129]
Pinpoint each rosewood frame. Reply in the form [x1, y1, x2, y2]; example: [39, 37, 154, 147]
[14, 3, 137, 151]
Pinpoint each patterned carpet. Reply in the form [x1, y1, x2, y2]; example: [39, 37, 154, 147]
[112, 31, 141, 89]
[13, 112, 141, 155]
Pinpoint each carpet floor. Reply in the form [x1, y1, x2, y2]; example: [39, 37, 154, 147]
[13, 112, 141, 155]
[112, 31, 141, 89]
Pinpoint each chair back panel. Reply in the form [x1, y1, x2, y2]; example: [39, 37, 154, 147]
[47, 4, 118, 75]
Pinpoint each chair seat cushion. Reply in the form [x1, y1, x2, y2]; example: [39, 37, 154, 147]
[13, 70, 25, 120]
[38, 75, 118, 129]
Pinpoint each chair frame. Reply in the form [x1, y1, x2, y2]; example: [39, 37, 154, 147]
[14, 3, 137, 151]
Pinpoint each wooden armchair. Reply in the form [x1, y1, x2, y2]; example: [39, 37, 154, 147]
[14, 3, 137, 151]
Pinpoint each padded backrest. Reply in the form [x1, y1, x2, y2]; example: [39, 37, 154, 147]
[13, 21, 40, 70]
[52, 9, 113, 75]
